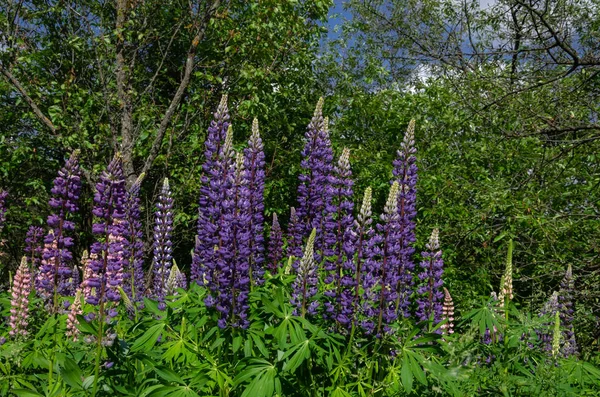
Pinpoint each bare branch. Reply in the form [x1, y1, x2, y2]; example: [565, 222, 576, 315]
[140, 0, 222, 178]
[0, 64, 57, 134]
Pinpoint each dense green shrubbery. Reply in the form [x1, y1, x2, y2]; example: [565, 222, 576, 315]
[1, 270, 600, 396]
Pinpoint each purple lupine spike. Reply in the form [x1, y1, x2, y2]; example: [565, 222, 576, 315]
[37, 151, 82, 308]
[215, 152, 251, 328]
[292, 99, 336, 261]
[323, 148, 355, 326]
[0, 190, 8, 231]
[392, 120, 417, 318]
[243, 118, 266, 287]
[350, 188, 376, 332]
[267, 213, 283, 274]
[369, 181, 401, 336]
[192, 95, 231, 285]
[123, 173, 145, 303]
[441, 288, 454, 335]
[538, 291, 559, 352]
[25, 226, 44, 288]
[86, 154, 128, 317]
[291, 228, 318, 317]
[152, 178, 174, 310]
[558, 264, 578, 357]
[287, 207, 302, 258]
[416, 228, 445, 329]
[9, 257, 32, 338]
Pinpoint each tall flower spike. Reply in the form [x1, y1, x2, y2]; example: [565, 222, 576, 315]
[123, 173, 145, 303]
[292, 97, 335, 261]
[192, 94, 231, 285]
[372, 181, 402, 336]
[498, 240, 514, 308]
[38, 151, 82, 307]
[152, 178, 174, 310]
[552, 311, 561, 358]
[0, 189, 7, 232]
[324, 148, 355, 327]
[441, 288, 454, 335]
[267, 213, 283, 274]
[166, 262, 186, 296]
[243, 118, 266, 287]
[392, 120, 417, 319]
[287, 207, 302, 258]
[351, 187, 376, 332]
[66, 289, 83, 341]
[291, 228, 319, 317]
[87, 154, 128, 317]
[416, 228, 445, 329]
[25, 226, 44, 274]
[558, 264, 578, 357]
[9, 257, 32, 338]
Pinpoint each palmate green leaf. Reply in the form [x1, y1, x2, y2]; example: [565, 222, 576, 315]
[154, 366, 185, 385]
[148, 385, 200, 397]
[131, 323, 165, 352]
[235, 359, 279, 397]
[330, 387, 352, 397]
[282, 339, 311, 372]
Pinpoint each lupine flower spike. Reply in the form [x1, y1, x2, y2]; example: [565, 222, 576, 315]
[243, 118, 266, 287]
[66, 289, 83, 341]
[267, 213, 283, 274]
[123, 173, 145, 303]
[324, 148, 355, 325]
[38, 151, 82, 308]
[416, 228, 444, 330]
[441, 288, 454, 335]
[552, 311, 561, 358]
[192, 94, 230, 285]
[87, 154, 128, 319]
[392, 120, 417, 318]
[292, 98, 335, 260]
[152, 178, 174, 310]
[498, 240, 514, 315]
[9, 257, 32, 338]
[0, 189, 7, 231]
[371, 181, 401, 336]
[291, 228, 318, 317]
[350, 187, 374, 331]
[558, 264, 578, 357]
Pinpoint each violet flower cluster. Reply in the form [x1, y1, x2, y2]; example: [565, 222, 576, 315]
[243, 118, 266, 285]
[214, 152, 252, 328]
[9, 257, 32, 337]
[123, 173, 145, 303]
[291, 228, 319, 317]
[416, 228, 444, 327]
[37, 151, 82, 304]
[323, 148, 355, 325]
[152, 178, 174, 310]
[0, 189, 7, 231]
[392, 120, 417, 318]
[558, 264, 578, 357]
[192, 94, 231, 285]
[369, 182, 402, 336]
[290, 99, 335, 261]
[267, 213, 283, 274]
[25, 226, 44, 271]
[86, 155, 128, 314]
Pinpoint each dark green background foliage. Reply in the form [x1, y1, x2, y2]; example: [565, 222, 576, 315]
[1, 0, 600, 383]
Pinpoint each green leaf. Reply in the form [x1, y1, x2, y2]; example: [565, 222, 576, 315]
[131, 323, 165, 352]
[60, 357, 83, 390]
[401, 355, 413, 394]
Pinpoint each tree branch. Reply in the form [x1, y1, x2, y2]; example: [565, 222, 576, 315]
[140, 0, 221, 178]
[0, 64, 57, 134]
